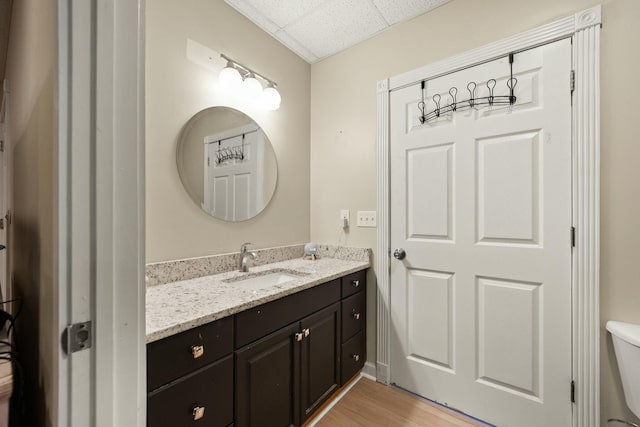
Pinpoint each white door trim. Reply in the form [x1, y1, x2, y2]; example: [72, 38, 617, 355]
[376, 6, 601, 426]
[57, 0, 146, 425]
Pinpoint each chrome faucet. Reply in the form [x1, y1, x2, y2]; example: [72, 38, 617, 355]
[239, 242, 258, 272]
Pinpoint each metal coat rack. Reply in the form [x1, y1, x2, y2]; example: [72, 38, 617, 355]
[215, 133, 245, 165]
[418, 53, 518, 124]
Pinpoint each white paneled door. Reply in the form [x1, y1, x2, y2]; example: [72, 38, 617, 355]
[204, 129, 262, 221]
[390, 39, 572, 427]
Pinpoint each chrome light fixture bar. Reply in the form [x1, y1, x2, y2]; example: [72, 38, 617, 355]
[219, 53, 281, 110]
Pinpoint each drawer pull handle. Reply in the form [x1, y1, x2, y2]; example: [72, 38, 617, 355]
[352, 312, 361, 320]
[191, 345, 204, 359]
[352, 280, 360, 288]
[352, 354, 360, 362]
[192, 406, 205, 421]
[295, 328, 310, 342]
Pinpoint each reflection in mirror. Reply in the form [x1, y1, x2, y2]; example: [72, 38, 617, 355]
[177, 107, 277, 221]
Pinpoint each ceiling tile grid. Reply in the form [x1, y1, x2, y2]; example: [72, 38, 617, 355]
[283, 0, 388, 60]
[225, 0, 450, 63]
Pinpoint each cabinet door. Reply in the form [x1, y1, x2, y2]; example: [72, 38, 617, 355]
[236, 322, 301, 427]
[300, 302, 340, 423]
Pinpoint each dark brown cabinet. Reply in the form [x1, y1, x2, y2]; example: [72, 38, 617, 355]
[147, 316, 234, 427]
[300, 302, 341, 422]
[147, 268, 367, 427]
[148, 356, 233, 427]
[234, 303, 340, 427]
[235, 322, 301, 427]
[340, 270, 366, 385]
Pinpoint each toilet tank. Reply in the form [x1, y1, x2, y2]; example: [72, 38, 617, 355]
[607, 320, 640, 418]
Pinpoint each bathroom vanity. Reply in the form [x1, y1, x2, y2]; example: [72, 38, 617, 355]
[145, 252, 368, 427]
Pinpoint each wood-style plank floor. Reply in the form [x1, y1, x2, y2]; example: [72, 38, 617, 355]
[314, 377, 488, 427]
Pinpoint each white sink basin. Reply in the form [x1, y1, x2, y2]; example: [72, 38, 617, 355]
[232, 272, 299, 290]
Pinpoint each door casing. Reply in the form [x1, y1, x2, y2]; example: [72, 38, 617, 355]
[376, 6, 601, 427]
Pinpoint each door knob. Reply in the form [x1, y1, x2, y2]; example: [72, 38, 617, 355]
[393, 248, 406, 260]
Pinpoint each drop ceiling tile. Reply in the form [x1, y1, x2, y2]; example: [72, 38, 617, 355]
[225, 0, 280, 33]
[372, 0, 449, 26]
[238, 0, 328, 29]
[284, 0, 388, 59]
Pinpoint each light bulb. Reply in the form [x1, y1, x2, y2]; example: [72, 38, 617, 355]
[262, 85, 281, 110]
[242, 74, 263, 99]
[219, 63, 242, 92]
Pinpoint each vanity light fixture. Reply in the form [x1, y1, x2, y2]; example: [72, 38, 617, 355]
[219, 54, 281, 111]
[218, 60, 243, 91]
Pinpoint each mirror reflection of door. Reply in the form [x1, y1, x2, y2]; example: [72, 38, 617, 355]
[176, 106, 278, 222]
[203, 124, 267, 221]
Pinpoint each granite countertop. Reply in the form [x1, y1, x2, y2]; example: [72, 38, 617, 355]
[146, 257, 369, 343]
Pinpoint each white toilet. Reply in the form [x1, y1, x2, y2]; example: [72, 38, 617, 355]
[607, 320, 640, 418]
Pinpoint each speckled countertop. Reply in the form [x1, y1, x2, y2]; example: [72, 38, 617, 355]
[146, 256, 369, 343]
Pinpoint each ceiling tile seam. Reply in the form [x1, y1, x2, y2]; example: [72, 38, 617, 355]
[233, 0, 286, 31]
[368, 0, 391, 27]
[273, 31, 317, 63]
[281, 0, 345, 35]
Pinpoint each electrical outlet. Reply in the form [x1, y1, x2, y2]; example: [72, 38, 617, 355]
[357, 211, 377, 227]
[340, 209, 350, 228]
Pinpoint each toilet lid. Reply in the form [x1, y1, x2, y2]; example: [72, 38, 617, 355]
[607, 321, 640, 346]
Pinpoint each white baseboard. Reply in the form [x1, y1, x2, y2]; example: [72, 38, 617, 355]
[376, 361, 390, 384]
[362, 361, 376, 381]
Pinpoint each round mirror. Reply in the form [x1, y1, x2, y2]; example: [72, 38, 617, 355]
[177, 106, 278, 221]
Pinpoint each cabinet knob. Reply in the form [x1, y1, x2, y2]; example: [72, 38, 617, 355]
[191, 345, 204, 359]
[295, 332, 304, 342]
[352, 280, 360, 288]
[352, 312, 361, 320]
[192, 406, 205, 421]
[352, 354, 360, 362]
[303, 328, 310, 338]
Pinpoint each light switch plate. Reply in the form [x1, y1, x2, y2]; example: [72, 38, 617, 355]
[357, 211, 376, 227]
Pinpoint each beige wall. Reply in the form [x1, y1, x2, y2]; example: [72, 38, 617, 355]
[146, 0, 311, 262]
[600, 0, 640, 424]
[4, 0, 57, 425]
[310, 0, 640, 423]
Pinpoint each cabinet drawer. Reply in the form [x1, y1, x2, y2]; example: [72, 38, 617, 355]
[148, 316, 233, 391]
[341, 331, 365, 385]
[148, 355, 233, 427]
[341, 270, 366, 298]
[235, 279, 340, 348]
[341, 292, 365, 342]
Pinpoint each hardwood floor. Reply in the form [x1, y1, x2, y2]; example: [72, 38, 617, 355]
[313, 377, 489, 427]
